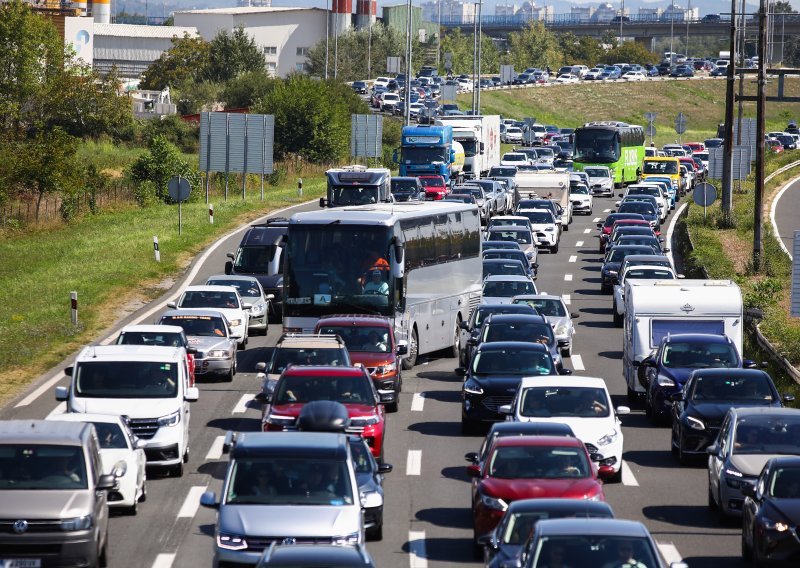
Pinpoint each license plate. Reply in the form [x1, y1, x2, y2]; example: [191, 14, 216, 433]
[1, 560, 42, 568]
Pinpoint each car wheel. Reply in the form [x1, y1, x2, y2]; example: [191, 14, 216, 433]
[366, 522, 383, 541]
[670, 425, 679, 456]
[561, 344, 572, 358]
[387, 399, 399, 413]
[609, 462, 623, 483]
[98, 539, 109, 568]
[139, 480, 147, 503]
[601, 283, 611, 294]
[626, 385, 638, 406]
[401, 328, 418, 370]
[225, 365, 234, 383]
[644, 392, 653, 419]
[551, 242, 559, 254]
[613, 307, 623, 327]
[125, 496, 138, 516]
[742, 525, 753, 561]
[472, 528, 484, 560]
[564, 222, 569, 232]
[450, 319, 461, 359]
[677, 432, 690, 466]
[708, 482, 717, 511]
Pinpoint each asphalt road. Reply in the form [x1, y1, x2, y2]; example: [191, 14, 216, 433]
[772, 174, 800, 258]
[3, 192, 751, 568]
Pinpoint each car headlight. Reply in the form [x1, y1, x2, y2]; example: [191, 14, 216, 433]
[375, 362, 397, 376]
[685, 415, 705, 431]
[207, 349, 232, 358]
[265, 413, 296, 427]
[763, 517, 790, 532]
[463, 377, 484, 395]
[350, 414, 381, 427]
[158, 410, 181, 427]
[597, 429, 618, 447]
[555, 324, 568, 336]
[724, 467, 748, 489]
[112, 460, 128, 478]
[657, 375, 675, 387]
[526, 252, 534, 259]
[229, 319, 242, 327]
[605, 270, 618, 276]
[480, 493, 508, 511]
[249, 302, 266, 315]
[61, 515, 93, 531]
[217, 532, 248, 550]
[545, 227, 554, 232]
[333, 531, 361, 545]
[584, 493, 603, 502]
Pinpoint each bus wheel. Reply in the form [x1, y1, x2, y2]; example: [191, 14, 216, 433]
[402, 329, 418, 370]
[449, 319, 461, 359]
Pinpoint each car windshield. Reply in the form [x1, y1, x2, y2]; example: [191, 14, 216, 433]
[483, 280, 536, 297]
[768, 467, 800, 498]
[75, 361, 179, 399]
[531, 536, 657, 568]
[571, 186, 590, 195]
[474, 306, 535, 327]
[233, 244, 280, 274]
[520, 386, 611, 418]
[273, 374, 373, 405]
[519, 211, 555, 224]
[117, 331, 184, 347]
[391, 180, 419, 192]
[269, 347, 348, 374]
[484, 322, 553, 344]
[691, 375, 774, 402]
[179, 290, 239, 310]
[400, 147, 447, 163]
[330, 185, 382, 205]
[514, 298, 566, 317]
[662, 341, 740, 369]
[317, 325, 391, 354]
[732, 415, 800, 455]
[489, 445, 589, 479]
[503, 154, 527, 162]
[484, 251, 526, 264]
[625, 268, 673, 279]
[607, 248, 649, 263]
[160, 315, 227, 338]
[483, 262, 526, 278]
[225, 458, 354, 506]
[643, 160, 679, 174]
[491, 219, 529, 228]
[207, 279, 261, 299]
[472, 348, 553, 375]
[419, 177, 444, 187]
[92, 422, 128, 450]
[619, 202, 655, 215]
[0, 445, 87, 490]
[488, 230, 532, 245]
[490, 167, 517, 177]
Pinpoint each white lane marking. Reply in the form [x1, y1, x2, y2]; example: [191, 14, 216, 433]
[205, 436, 226, 461]
[177, 486, 207, 518]
[571, 354, 585, 371]
[593, 217, 601, 223]
[568, 255, 577, 263]
[232, 394, 254, 414]
[46, 402, 66, 418]
[409, 531, 428, 568]
[575, 240, 584, 247]
[621, 461, 640, 486]
[665, 202, 687, 268]
[657, 543, 683, 565]
[562, 294, 571, 305]
[406, 450, 422, 476]
[15, 199, 315, 408]
[603, 208, 611, 213]
[770, 175, 800, 259]
[564, 274, 573, 281]
[583, 228, 591, 234]
[151, 554, 176, 568]
[411, 392, 425, 412]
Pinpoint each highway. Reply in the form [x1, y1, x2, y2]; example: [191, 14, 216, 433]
[771, 174, 800, 259]
[2, 192, 750, 568]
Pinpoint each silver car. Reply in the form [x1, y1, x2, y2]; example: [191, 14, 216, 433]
[512, 294, 578, 357]
[206, 275, 274, 336]
[158, 309, 238, 381]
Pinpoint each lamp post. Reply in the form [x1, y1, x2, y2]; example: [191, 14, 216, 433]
[472, 4, 478, 113]
[669, 3, 675, 68]
[436, 0, 441, 70]
[325, 0, 330, 79]
[404, 0, 412, 126]
[685, 0, 691, 58]
[619, 0, 624, 41]
[334, 11, 339, 79]
[476, 0, 483, 115]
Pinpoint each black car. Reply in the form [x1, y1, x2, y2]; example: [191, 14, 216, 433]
[483, 249, 537, 279]
[477, 313, 562, 370]
[351, 81, 367, 94]
[605, 226, 657, 250]
[742, 456, 800, 566]
[458, 303, 537, 367]
[670, 65, 695, 78]
[444, 193, 478, 205]
[465, 422, 576, 473]
[482, 258, 529, 280]
[670, 369, 794, 464]
[459, 341, 570, 434]
[613, 234, 666, 255]
[390, 176, 423, 202]
[597, 213, 647, 252]
[600, 245, 657, 293]
[710, 65, 728, 77]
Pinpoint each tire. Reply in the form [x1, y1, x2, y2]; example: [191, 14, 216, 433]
[742, 526, 753, 561]
[387, 399, 399, 413]
[609, 462, 623, 483]
[708, 483, 717, 511]
[98, 539, 108, 568]
[224, 364, 234, 383]
[551, 242, 559, 254]
[561, 344, 572, 358]
[125, 497, 138, 516]
[366, 522, 383, 541]
[644, 393, 653, 420]
[564, 222, 569, 232]
[449, 319, 461, 359]
[601, 283, 611, 294]
[626, 386, 637, 406]
[139, 480, 147, 503]
[461, 419, 480, 436]
[613, 308, 623, 327]
[677, 433, 690, 466]
[401, 328, 418, 370]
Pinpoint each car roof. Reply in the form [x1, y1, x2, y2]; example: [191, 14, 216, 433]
[161, 309, 228, 320]
[229, 432, 348, 459]
[689, 368, 772, 380]
[76, 344, 185, 363]
[0, 420, 91, 445]
[183, 285, 240, 294]
[662, 333, 730, 344]
[520, 375, 607, 389]
[513, 294, 562, 302]
[485, 314, 548, 324]
[729, 407, 800, 419]
[276, 334, 347, 348]
[280, 365, 365, 378]
[535, 518, 650, 537]
[505, 498, 613, 516]
[477, 341, 549, 352]
[316, 315, 392, 327]
[477, 303, 536, 312]
[484, 275, 534, 282]
[492, 435, 584, 449]
[119, 324, 185, 334]
[487, 421, 575, 437]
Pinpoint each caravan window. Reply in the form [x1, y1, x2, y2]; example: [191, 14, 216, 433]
[650, 320, 725, 348]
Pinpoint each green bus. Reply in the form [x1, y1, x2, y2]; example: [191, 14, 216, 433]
[572, 121, 645, 187]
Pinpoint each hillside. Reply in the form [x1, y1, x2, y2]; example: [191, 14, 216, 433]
[460, 77, 800, 146]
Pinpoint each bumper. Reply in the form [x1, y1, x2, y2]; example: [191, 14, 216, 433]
[364, 505, 383, 529]
[718, 475, 754, 516]
[462, 392, 512, 425]
[756, 528, 800, 565]
[0, 529, 99, 568]
[143, 440, 182, 466]
[592, 186, 613, 196]
[247, 312, 267, 331]
[372, 374, 400, 393]
[194, 357, 234, 377]
[534, 233, 558, 247]
[108, 472, 140, 508]
[571, 201, 591, 213]
[679, 427, 719, 454]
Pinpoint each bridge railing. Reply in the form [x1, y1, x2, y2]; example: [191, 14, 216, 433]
[433, 13, 768, 27]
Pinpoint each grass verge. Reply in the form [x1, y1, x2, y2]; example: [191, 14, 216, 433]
[0, 177, 326, 405]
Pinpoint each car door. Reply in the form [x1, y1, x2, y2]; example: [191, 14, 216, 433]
[709, 413, 732, 503]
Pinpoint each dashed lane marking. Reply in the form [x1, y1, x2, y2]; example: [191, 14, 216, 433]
[571, 354, 585, 371]
[568, 255, 577, 263]
[177, 486, 207, 518]
[593, 217, 602, 223]
[232, 394, 254, 414]
[562, 294, 571, 305]
[406, 450, 422, 476]
[46, 402, 66, 418]
[583, 228, 591, 234]
[205, 436, 226, 461]
[411, 392, 425, 412]
[622, 461, 640, 486]
[657, 543, 683, 565]
[576, 240, 584, 247]
[151, 554, 176, 568]
[409, 531, 428, 568]
[564, 274, 573, 281]
[603, 208, 611, 213]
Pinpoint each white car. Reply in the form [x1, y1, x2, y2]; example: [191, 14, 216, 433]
[555, 74, 580, 84]
[373, 76, 390, 89]
[47, 413, 147, 514]
[481, 275, 537, 305]
[500, 152, 531, 167]
[512, 294, 578, 357]
[169, 285, 250, 349]
[584, 166, 614, 196]
[584, 67, 604, 80]
[623, 71, 646, 81]
[693, 151, 709, 176]
[612, 265, 678, 326]
[500, 376, 630, 480]
[504, 127, 523, 144]
[517, 208, 560, 253]
[206, 275, 273, 336]
[380, 93, 401, 113]
[569, 185, 593, 215]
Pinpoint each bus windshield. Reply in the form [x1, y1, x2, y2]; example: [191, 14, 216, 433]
[329, 185, 381, 206]
[574, 129, 620, 163]
[284, 225, 395, 317]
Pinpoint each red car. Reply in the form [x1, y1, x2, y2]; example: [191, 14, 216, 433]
[315, 315, 405, 412]
[419, 175, 449, 200]
[767, 138, 784, 153]
[261, 365, 389, 460]
[468, 436, 606, 547]
[685, 142, 705, 153]
[598, 216, 653, 252]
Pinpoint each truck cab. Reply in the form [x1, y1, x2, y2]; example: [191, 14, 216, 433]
[395, 125, 464, 185]
[320, 166, 392, 208]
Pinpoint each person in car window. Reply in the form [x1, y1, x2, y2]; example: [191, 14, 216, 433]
[540, 544, 572, 568]
[734, 427, 763, 452]
[601, 541, 647, 568]
[366, 330, 388, 352]
[363, 270, 389, 295]
[546, 454, 581, 477]
[577, 391, 607, 416]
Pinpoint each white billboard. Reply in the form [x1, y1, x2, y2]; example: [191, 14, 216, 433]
[64, 16, 94, 66]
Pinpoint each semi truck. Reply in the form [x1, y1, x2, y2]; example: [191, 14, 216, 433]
[395, 125, 464, 185]
[434, 115, 501, 179]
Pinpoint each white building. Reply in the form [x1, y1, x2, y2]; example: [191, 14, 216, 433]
[421, 0, 475, 21]
[92, 22, 199, 78]
[639, 7, 662, 20]
[662, 3, 700, 21]
[570, 5, 595, 21]
[173, 7, 327, 77]
[495, 3, 518, 16]
[516, 1, 554, 21]
[593, 2, 617, 21]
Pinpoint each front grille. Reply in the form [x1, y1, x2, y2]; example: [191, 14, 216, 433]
[128, 417, 159, 439]
[0, 519, 62, 533]
[345, 426, 366, 435]
[0, 543, 62, 554]
[585, 443, 599, 454]
[482, 396, 513, 412]
[246, 536, 335, 552]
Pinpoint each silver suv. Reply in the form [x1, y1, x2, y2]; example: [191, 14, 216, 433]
[0, 420, 116, 567]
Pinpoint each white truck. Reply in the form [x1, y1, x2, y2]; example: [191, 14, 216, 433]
[515, 169, 572, 230]
[435, 115, 501, 179]
[622, 279, 744, 403]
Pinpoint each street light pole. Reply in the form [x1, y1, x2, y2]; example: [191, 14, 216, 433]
[404, 0, 412, 126]
[436, 0, 441, 70]
[669, 4, 675, 67]
[472, 4, 478, 113]
[619, 0, 624, 41]
[325, 0, 330, 79]
[476, 0, 483, 115]
[686, 0, 691, 57]
[721, 0, 737, 219]
[334, 12, 339, 79]
[753, 0, 768, 271]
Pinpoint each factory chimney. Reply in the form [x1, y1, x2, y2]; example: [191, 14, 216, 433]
[330, 0, 352, 36]
[354, 0, 376, 30]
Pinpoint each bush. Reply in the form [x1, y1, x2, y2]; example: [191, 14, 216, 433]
[128, 135, 201, 204]
[132, 180, 161, 207]
[140, 115, 199, 154]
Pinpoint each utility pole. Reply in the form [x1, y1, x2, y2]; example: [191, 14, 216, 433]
[753, 0, 768, 271]
[404, 0, 413, 126]
[620, 0, 624, 41]
[476, 0, 483, 114]
[472, 4, 478, 113]
[436, 0, 441, 70]
[669, 5, 675, 67]
[334, 12, 339, 79]
[325, 0, 330, 79]
[721, 0, 737, 220]
[685, 0, 691, 57]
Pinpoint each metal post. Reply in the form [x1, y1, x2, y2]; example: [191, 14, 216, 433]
[721, 0, 737, 219]
[334, 12, 339, 79]
[736, 0, 745, 147]
[685, 0, 691, 57]
[325, 0, 330, 80]
[753, 0, 768, 271]
[669, 5, 675, 68]
[472, 4, 478, 112]
[619, 0, 624, 40]
[436, 0, 441, 69]
[404, 0, 412, 126]
[368, 21, 372, 80]
[476, 0, 483, 115]
[242, 115, 248, 200]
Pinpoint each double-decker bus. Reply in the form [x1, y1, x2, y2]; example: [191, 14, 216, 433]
[282, 202, 482, 369]
[572, 121, 645, 186]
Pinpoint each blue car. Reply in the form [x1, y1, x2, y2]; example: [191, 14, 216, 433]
[638, 333, 753, 423]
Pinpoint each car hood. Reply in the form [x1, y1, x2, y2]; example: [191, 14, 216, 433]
[602, 262, 622, 274]
[271, 402, 378, 417]
[518, 416, 616, 447]
[482, 296, 514, 305]
[546, 316, 571, 333]
[729, 454, 782, 477]
[0, 490, 96, 519]
[480, 476, 601, 501]
[571, 195, 591, 202]
[179, 306, 244, 321]
[529, 223, 556, 232]
[348, 352, 396, 367]
[218, 504, 360, 537]
[658, 366, 694, 387]
[471, 374, 527, 392]
[186, 336, 234, 351]
[99, 449, 135, 475]
[71, 398, 180, 418]
[690, 400, 776, 421]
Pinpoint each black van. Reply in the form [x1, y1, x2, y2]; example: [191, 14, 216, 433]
[225, 217, 288, 321]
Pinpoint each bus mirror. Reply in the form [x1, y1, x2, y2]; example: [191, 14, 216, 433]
[391, 243, 405, 279]
[450, 149, 456, 163]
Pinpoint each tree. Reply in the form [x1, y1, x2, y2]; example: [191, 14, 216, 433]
[557, 33, 604, 66]
[440, 29, 499, 75]
[172, 78, 223, 115]
[220, 71, 276, 109]
[206, 26, 266, 83]
[602, 41, 659, 65]
[140, 33, 211, 91]
[129, 135, 201, 203]
[505, 22, 563, 72]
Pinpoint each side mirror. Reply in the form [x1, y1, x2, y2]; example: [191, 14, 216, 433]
[265, 294, 275, 301]
[669, 392, 684, 402]
[476, 532, 494, 547]
[392, 149, 399, 163]
[740, 481, 757, 499]
[570, 313, 579, 319]
[256, 362, 267, 372]
[559, 368, 573, 375]
[743, 359, 757, 369]
[596, 223, 603, 228]
[615, 406, 631, 415]
[783, 393, 796, 403]
[186, 347, 198, 355]
[96, 474, 116, 491]
[663, 248, 670, 253]
[185, 387, 200, 402]
[378, 463, 394, 474]
[135, 438, 147, 450]
[465, 452, 480, 463]
[498, 404, 513, 415]
[319, 197, 328, 208]
[706, 443, 720, 456]
[459, 321, 470, 330]
[167, 301, 177, 309]
[396, 341, 408, 356]
[455, 367, 467, 377]
[200, 491, 219, 510]
[467, 338, 478, 346]
[55, 386, 68, 401]
[64, 366, 73, 377]
[618, 193, 624, 197]
[224, 260, 233, 275]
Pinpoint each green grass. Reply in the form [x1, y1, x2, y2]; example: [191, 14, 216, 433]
[0, 178, 326, 403]
[76, 140, 147, 174]
[466, 78, 800, 147]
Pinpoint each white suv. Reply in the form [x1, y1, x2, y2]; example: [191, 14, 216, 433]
[169, 285, 250, 349]
[56, 345, 199, 476]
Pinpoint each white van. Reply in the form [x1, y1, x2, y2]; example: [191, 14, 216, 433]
[56, 345, 199, 476]
[622, 279, 743, 403]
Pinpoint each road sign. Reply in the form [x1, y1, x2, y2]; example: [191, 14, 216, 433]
[441, 84, 457, 103]
[644, 112, 658, 122]
[500, 65, 514, 84]
[168, 176, 191, 202]
[387, 56, 401, 74]
[645, 124, 657, 137]
[693, 183, 717, 206]
[351, 114, 383, 159]
[674, 112, 687, 135]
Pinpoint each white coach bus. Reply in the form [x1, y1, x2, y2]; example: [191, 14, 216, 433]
[282, 201, 483, 369]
